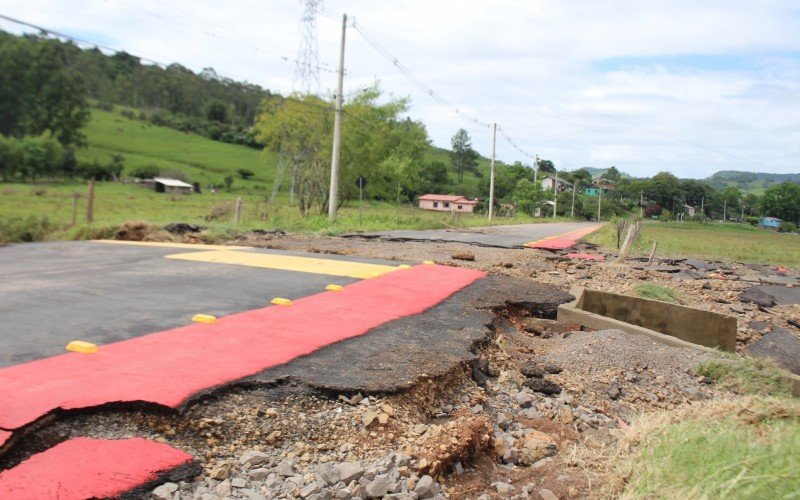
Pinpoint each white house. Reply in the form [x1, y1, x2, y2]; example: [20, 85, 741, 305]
[540, 176, 573, 192]
[418, 194, 478, 213]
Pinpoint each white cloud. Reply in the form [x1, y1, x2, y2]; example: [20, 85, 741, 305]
[1, 0, 799, 177]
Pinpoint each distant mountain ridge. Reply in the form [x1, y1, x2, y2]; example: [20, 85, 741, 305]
[704, 170, 800, 194]
[707, 170, 800, 183]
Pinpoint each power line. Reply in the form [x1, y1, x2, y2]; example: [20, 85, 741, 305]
[350, 17, 491, 130]
[0, 12, 166, 67]
[105, 0, 338, 75]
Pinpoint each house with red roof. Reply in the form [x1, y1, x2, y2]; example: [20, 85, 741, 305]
[418, 194, 478, 213]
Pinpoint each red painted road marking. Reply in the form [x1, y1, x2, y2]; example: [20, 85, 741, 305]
[0, 265, 485, 432]
[0, 431, 9, 448]
[0, 437, 193, 499]
[525, 225, 603, 250]
[565, 253, 605, 261]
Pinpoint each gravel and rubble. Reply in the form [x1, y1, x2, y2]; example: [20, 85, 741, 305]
[3, 230, 798, 498]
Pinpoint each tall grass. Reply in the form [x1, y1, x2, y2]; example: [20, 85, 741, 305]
[584, 220, 799, 268]
[597, 396, 800, 499]
[696, 355, 794, 397]
[634, 283, 681, 304]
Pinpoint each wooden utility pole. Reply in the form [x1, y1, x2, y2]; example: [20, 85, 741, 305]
[86, 179, 95, 223]
[552, 172, 558, 219]
[571, 181, 578, 218]
[233, 196, 243, 223]
[488, 123, 496, 220]
[328, 13, 347, 221]
[597, 187, 602, 221]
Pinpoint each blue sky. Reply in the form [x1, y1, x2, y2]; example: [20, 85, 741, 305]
[0, 0, 798, 178]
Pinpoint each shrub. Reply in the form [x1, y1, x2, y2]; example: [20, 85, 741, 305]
[0, 215, 54, 244]
[75, 159, 121, 181]
[129, 165, 161, 179]
[779, 221, 797, 233]
[237, 168, 255, 180]
[120, 109, 135, 120]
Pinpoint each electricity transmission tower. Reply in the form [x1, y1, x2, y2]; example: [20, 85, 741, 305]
[273, 0, 322, 204]
[293, 0, 321, 95]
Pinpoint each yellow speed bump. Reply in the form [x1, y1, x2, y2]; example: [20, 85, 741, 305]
[398, 264, 412, 269]
[325, 284, 344, 292]
[423, 260, 435, 265]
[66, 340, 98, 354]
[192, 314, 218, 324]
[271, 297, 293, 306]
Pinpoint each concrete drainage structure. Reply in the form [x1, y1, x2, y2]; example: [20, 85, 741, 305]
[558, 288, 800, 396]
[559, 288, 736, 352]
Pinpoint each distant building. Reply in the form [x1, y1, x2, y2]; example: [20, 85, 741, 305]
[683, 204, 696, 217]
[418, 194, 478, 213]
[540, 176, 573, 192]
[584, 186, 602, 197]
[140, 177, 194, 194]
[760, 216, 782, 229]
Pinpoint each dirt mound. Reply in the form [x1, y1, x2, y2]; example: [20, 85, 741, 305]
[114, 221, 173, 242]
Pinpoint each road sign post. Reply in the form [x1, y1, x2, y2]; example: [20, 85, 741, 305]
[356, 176, 367, 227]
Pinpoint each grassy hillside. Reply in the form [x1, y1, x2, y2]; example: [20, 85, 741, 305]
[78, 107, 279, 189]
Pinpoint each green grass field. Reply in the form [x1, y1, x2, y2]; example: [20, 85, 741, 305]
[0, 106, 555, 243]
[585, 221, 800, 268]
[0, 180, 550, 243]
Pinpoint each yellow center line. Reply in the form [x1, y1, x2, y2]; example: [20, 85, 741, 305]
[165, 250, 400, 279]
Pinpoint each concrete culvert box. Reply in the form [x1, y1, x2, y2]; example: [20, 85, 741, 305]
[559, 289, 737, 352]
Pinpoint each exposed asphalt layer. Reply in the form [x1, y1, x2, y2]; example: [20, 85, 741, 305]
[351, 222, 602, 249]
[0, 241, 400, 367]
[247, 275, 574, 393]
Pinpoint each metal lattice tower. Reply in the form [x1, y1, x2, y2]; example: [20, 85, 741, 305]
[293, 0, 321, 95]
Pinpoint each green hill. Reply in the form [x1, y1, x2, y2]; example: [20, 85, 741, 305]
[79, 107, 278, 189]
[704, 170, 800, 195]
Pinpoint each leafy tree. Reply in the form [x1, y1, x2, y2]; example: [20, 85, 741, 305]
[603, 166, 621, 182]
[338, 86, 429, 204]
[450, 128, 479, 182]
[571, 168, 593, 187]
[650, 172, 681, 209]
[761, 182, 800, 224]
[255, 94, 332, 215]
[204, 99, 229, 123]
[0, 35, 90, 147]
[537, 159, 556, 174]
[417, 160, 449, 195]
[512, 178, 545, 215]
[223, 175, 234, 192]
[742, 193, 760, 216]
[20, 135, 64, 182]
[0, 135, 21, 181]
